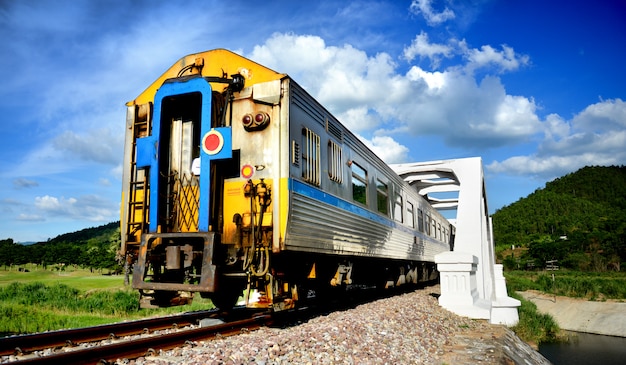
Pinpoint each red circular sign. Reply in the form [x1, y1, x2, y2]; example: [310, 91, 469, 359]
[202, 130, 224, 155]
[204, 134, 220, 150]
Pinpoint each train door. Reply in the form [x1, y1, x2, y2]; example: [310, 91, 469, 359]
[160, 94, 202, 233]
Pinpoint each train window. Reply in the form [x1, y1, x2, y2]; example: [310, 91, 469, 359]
[302, 128, 320, 186]
[418, 208, 424, 232]
[437, 222, 442, 240]
[376, 180, 388, 215]
[394, 195, 403, 223]
[431, 218, 437, 238]
[425, 214, 430, 235]
[406, 201, 414, 228]
[328, 140, 343, 183]
[351, 162, 367, 205]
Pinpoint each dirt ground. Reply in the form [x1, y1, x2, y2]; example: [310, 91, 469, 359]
[441, 324, 551, 365]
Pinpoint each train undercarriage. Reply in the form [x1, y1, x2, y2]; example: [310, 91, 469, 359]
[129, 235, 439, 310]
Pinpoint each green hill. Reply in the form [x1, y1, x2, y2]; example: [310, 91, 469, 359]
[493, 165, 626, 271]
[1, 222, 121, 271]
[47, 221, 120, 245]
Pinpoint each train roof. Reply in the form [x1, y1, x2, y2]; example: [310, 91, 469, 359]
[127, 48, 287, 106]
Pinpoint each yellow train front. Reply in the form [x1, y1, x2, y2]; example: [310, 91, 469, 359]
[121, 49, 452, 310]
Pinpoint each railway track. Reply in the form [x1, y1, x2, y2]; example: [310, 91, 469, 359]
[0, 309, 272, 364]
[1, 284, 409, 364]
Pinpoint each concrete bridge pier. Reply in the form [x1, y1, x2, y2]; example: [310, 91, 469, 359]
[392, 157, 520, 326]
[491, 264, 521, 326]
[435, 251, 491, 319]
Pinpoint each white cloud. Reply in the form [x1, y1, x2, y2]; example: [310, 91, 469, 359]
[403, 34, 529, 75]
[487, 151, 622, 180]
[406, 66, 447, 90]
[409, 0, 456, 26]
[110, 164, 123, 181]
[403, 31, 453, 66]
[398, 69, 542, 146]
[247, 33, 542, 154]
[487, 98, 626, 178]
[35, 195, 73, 211]
[53, 128, 122, 165]
[543, 113, 570, 140]
[540, 130, 626, 156]
[16, 213, 45, 222]
[490, 95, 541, 136]
[4, 127, 123, 181]
[249, 33, 334, 78]
[361, 135, 410, 164]
[34, 194, 117, 222]
[336, 107, 382, 133]
[249, 33, 399, 113]
[571, 98, 626, 132]
[462, 42, 530, 74]
[6, 144, 68, 178]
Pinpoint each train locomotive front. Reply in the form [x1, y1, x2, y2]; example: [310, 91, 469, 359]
[121, 49, 453, 310]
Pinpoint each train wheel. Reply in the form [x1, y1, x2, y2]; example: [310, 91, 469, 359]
[203, 277, 245, 310]
[208, 290, 240, 310]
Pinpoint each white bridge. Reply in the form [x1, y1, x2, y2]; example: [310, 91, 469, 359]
[391, 157, 520, 326]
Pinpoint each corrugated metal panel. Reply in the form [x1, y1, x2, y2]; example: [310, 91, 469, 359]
[326, 118, 342, 141]
[291, 84, 325, 127]
[284, 192, 448, 261]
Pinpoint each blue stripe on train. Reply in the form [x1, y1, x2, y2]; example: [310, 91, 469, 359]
[289, 178, 414, 235]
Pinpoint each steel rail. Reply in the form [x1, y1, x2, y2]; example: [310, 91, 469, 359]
[0, 310, 220, 357]
[7, 314, 272, 365]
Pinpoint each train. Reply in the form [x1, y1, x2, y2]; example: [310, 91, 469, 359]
[120, 49, 454, 310]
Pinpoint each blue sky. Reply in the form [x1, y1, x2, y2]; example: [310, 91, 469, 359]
[1, 0, 625, 242]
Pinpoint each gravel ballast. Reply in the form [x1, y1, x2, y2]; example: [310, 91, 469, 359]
[126, 285, 551, 365]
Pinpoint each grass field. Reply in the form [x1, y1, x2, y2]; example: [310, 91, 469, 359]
[504, 270, 626, 300]
[0, 265, 214, 335]
[0, 264, 125, 290]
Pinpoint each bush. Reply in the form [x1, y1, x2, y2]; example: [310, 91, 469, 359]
[0, 282, 141, 315]
[562, 252, 591, 271]
[0, 282, 80, 309]
[81, 290, 139, 315]
[504, 271, 541, 292]
[505, 270, 626, 300]
[502, 254, 519, 271]
[509, 292, 561, 345]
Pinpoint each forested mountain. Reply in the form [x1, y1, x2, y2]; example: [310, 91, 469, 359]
[493, 166, 626, 271]
[0, 222, 121, 271]
[47, 221, 120, 245]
